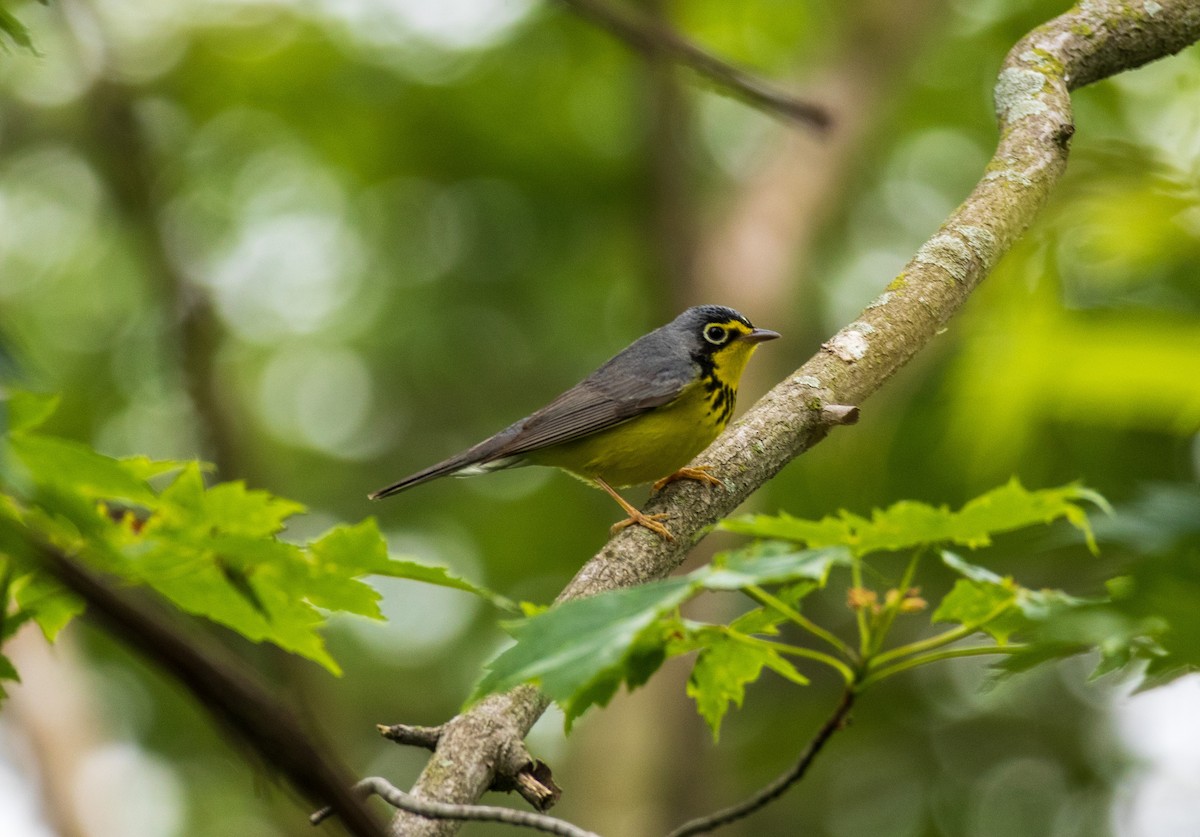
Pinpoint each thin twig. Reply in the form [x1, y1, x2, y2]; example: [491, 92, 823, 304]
[555, 0, 830, 130]
[310, 777, 599, 837]
[866, 548, 924, 658]
[665, 688, 856, 837]
[378, 723, 443, 750]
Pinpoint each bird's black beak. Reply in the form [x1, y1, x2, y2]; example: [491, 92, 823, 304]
[741, 327, 781, 344]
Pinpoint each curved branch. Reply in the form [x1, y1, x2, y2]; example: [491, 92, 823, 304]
[555, 0, 831, 130]
[312, 777, 598, 837]
[394, 3, 1200, 833]
[664, 688, 856, 837]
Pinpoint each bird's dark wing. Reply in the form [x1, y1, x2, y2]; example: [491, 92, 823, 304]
[370, 326, 695, 499]
[494, 365, 690, 457]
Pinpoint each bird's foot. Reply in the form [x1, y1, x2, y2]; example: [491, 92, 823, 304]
[610, 511, 674, 541]
[652, 465, 725, 492]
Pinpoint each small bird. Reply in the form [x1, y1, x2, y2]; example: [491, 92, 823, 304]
[370, 305, 779, 539]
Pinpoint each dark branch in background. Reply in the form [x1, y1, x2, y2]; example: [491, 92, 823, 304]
[641, 0, 700, 316]
[28, 539, 385, 837]
[391, 2, 1200, 835]
[554, 0, 831, 131]
[665, 689, 856, 837]
[311, 777, 594, 837]
[60, 0, 242, 479]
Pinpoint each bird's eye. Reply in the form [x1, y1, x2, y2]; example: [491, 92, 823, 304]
[703, 324, 729, 345]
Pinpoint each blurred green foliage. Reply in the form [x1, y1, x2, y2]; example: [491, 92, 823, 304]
[0, 0, 1198, 835]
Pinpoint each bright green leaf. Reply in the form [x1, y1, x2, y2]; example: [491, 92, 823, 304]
[201, 480, 306, 538]
[12, 573, 84, 641]
[950, 479, 1108, 553]
[9, 435, 158, 506]
[701, 544, 851, 590]
[932, 578, 1021, 643]
[721, 510, 858, 546]
[686, 626, 809, 740]
[371, 558, 519, 613]
[940, 550, 1005, 584]
[473, 578, 694, 728]
[147, 563, 340, 674]
[119, 455, 194, 483]
[723, 480, 1105, 557]
[310, 518, 516, 611]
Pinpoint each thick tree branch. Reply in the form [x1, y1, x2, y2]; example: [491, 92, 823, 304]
[554, 0, 830, 130]
[393, 2, 1200, 834]
[27, 539, 385, 837]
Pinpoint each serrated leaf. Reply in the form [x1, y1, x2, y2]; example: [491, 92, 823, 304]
[932, 578, 1021, 643]
[727, 606, 784, 636]
[721, 511, 858, 546]
[686, 626, 809, 740]
[309, 517, 515, 609]
[950, 479, 1107, 553]
[723, 480, 1104, 557]
[147, 561, 340, 674]
[119, 455, 194, 483]
[699, 545, 851, 590]
[12, 572, 84, 641]
[372, 559, 519, 613]
[304, 519, 391, 618]
[473, 578, 694, 728]
[940, 550, 1005, 584]
[200, 480, 306, 538]
[9, 435, 158, 506]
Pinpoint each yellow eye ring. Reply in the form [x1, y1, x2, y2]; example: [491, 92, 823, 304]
[703, 324, 728, 345]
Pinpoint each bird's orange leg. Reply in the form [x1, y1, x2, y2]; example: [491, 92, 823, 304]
[595, 477, 673, 541]
[652, 465, 725, 492]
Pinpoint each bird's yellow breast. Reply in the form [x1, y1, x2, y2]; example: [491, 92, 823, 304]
[529, 339, 761, 487]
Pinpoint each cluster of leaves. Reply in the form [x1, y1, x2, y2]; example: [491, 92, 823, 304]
[0, 391, 511, 698]
[475, 480, 1168, 738]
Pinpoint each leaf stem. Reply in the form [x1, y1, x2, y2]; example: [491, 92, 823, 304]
[866, 548, 923, 658]
[858, 644, 1028, 690]
[760, 638, 857, 684]
[870, 597, 1015, 669]
[744, 585, 857, 662]
[849, 555, 872, 658]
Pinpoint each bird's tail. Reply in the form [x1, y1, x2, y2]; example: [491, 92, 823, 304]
[369, 450, 519, 500]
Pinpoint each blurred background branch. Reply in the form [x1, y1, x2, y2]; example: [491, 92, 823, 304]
[555, 0, 831, 130]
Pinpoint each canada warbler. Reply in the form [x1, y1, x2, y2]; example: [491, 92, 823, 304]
[370, 305, 779, 539]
